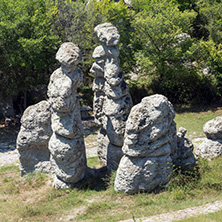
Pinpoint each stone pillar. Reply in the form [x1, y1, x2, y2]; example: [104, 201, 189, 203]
[176, 127, 196, 169]
[114, 94, 175, 193]
[17, 100, 52, 175]
[47, 42, 86, 189]
[90, 23, 133, 171]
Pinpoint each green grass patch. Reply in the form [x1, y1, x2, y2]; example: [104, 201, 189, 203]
[174, 107, 222, 138]
[0, 165, 19, 173]
[87, 156, 100, 168]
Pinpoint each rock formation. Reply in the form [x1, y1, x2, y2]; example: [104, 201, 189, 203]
[195, 116, 222, 160]
[176, 127, 196, 169]
[114, 94, 175, 194]
[90, 23, 133, 171]
[17, 100, 52, 175]
[47, 42, 87, 188]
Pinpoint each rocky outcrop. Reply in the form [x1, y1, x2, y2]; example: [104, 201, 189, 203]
[90, 23, 133, 171]
[114, 94, 175, 194]
[17, 100, 52, 175]
[203, 116, 222, 140]
[176, 127, 196, 169]
[48, 42, 86, 189]
[195, 117, 222, 160]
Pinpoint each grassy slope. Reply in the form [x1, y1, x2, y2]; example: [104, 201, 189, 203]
[1, 108, 222, 221]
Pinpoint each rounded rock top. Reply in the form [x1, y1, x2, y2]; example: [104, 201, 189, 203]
[203, 116, 222, 140]
[95, 23, 120, 46]
[56, 42, 81, 67]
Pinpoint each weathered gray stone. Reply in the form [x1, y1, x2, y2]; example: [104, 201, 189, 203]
[169, 121, 178, 163]
[195, 117, 222, 161]
[203, 116, 222, 140]
[104, 61, 122, 86]
[56, 42, 81, 67]
[48, 42, 86, 188]
[47, 67, 82, 106]
[49, 133, 86, 183]
[107, 143, 124, 172]
[115, 155, 172, 194]
[195, 138, 222, 160]
[92, 45, 106, 58]
[106, 115, 128, 147]
[51, 105, 83, 139]
[17, 100, 52, 175]
[93, 92, 106, 126]
[91, 23, 133, 170]
[104, 81, 129, 100]
[97, 128, 108, 165]
[95, 23, 120, 46]
[176, 127, 196, 169]
[114, 94, 175, 193]
[90, 62, 104, 78]
[103, 94, 132, 118]
[92, 78, 105, 92]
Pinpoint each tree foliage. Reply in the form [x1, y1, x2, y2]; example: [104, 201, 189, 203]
[0, 0, 61, 109]
[0, 0, 222, 111]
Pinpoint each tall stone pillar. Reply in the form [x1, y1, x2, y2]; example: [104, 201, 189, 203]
[90, 23, 133, 171]
[48, 42, 86, 188]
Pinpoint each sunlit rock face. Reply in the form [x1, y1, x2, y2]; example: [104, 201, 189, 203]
[114, 94, 175, 194]
[17, 100, 52, 175]
[195, 116, 222, 160]
[48, 42, 86, 189]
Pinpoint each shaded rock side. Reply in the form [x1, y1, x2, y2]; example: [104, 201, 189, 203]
[17, 100, 52, 175]
[114, 94, 175, 193]
[176, 127, 196, 169]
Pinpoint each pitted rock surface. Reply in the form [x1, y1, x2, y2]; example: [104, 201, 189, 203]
[114, 94, 176, 193]
[48, 42, 86, 188]
[91, 23, 133, 171]
[94, 23, 120, 46]
[196, 116, 222, 160]
[17, 100, 52, 175]
[203, 116, 222, 140]
[195, 138, 222, 160]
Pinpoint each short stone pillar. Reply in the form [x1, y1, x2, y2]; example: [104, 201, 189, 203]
[90, 23, 133, 171]
[176, 127, 196, 169]
[17, 100, 52, 175]
[114, 94, 175, 193]
[47, 42, 87, 188]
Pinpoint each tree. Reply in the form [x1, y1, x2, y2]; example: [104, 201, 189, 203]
[129, 0, 216, 104]
[0, 0, 61, 110]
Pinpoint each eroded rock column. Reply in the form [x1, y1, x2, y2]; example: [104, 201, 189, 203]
[114, 94, 175, 193]
[17, 100, 52, 175]
[48, 42, 86, 188]
[90, 23, 133, 171]
[176, 127, 196, 169]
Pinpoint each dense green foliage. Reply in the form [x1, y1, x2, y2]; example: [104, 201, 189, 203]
[0, 0, 222, 111]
